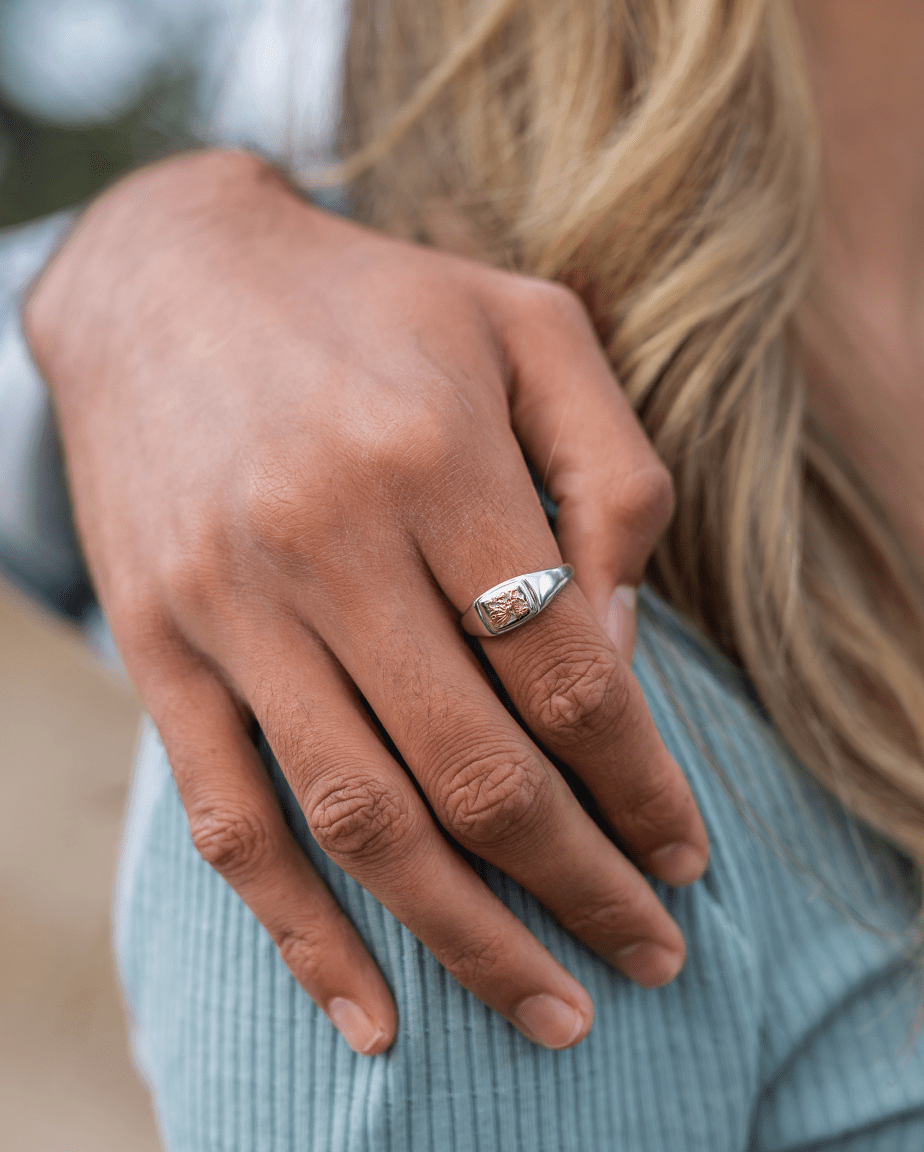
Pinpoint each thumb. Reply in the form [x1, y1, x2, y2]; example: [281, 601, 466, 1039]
[499, 281, 674, 659]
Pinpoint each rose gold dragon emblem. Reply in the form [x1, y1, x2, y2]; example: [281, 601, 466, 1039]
[484, 587, 531, 630]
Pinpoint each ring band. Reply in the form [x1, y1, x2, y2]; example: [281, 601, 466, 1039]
[460, 565, 573, 637]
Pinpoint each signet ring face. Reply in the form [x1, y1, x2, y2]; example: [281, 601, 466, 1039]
[460, 565, 573, 637]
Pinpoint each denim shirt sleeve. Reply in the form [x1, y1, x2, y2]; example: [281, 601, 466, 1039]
[0, 210, 93, 615]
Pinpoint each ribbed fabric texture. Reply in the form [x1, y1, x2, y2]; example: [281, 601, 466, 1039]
[115, 591, 924, 1151]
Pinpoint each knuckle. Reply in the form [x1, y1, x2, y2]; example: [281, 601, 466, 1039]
[306, 776, 412, 864]
[440, 929, 508, 989]
[562, 888, 640, 943]
[611, 464, 675, 538]
[435, 746, 552, 849]
[147, 505, 237, 622]
[106, 580, 176, 660]
[528, 649, 631, 748]
[621, 769, 685, 840]
[318, 387, 478, 513]
[513, 276, 588, 328]
[374, 393, 474, 490]
[156, 539, 222, 618]
[241, 449, 315, 559]
[274, 924, 330, 987]
[188, 805, 269, 877]
[106, 577, 157, 634]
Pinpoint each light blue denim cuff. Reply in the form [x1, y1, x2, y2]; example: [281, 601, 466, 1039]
[0, 209, 88, 613]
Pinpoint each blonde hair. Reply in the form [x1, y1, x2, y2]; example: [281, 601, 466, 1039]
[325, 0, 924, 861]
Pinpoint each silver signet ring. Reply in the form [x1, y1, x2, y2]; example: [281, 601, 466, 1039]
[460, 565, 573, 637]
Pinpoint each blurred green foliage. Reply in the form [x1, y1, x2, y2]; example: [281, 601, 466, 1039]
[0, 78, 194, 229]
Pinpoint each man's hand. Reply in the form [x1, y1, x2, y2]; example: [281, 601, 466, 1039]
[26, 150, 708, 1054]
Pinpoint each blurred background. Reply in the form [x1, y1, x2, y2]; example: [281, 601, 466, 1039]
[0, 585, 157, 1149]
[0, 0, 203, 229]
[0, 1, 197, 1146]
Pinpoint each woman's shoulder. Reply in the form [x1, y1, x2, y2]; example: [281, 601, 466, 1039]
[117, 588, 924, 1152]
[633, 584, 916, 934]
[632, 587, 924, 1149]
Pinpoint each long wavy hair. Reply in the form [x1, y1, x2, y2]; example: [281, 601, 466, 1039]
[323, 0, 924, 864]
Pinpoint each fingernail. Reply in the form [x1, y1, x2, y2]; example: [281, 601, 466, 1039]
[605, 585, 637, 661]
[514, 994, 588, 1049]
[327, 998, 389, 1056]
[648, 841, 708, 886]
[614, 942, 684, 987]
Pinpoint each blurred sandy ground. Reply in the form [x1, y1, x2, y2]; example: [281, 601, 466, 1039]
[0, 579, 161, 1150]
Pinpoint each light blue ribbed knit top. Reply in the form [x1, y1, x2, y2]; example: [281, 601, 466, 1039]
[114, 589, 924, 1151]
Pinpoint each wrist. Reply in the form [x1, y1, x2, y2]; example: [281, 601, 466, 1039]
[23, 149, 305, 396]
